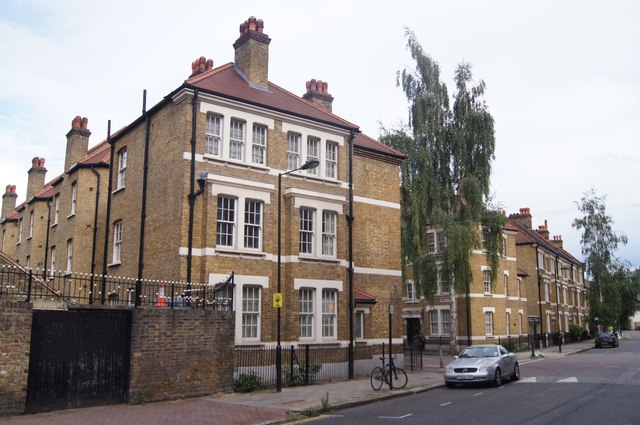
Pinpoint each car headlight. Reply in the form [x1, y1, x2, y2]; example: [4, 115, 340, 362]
[478, 366, 489, 373]
[445, 366, 454, 373]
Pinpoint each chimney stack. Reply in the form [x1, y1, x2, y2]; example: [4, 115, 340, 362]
[508, 207, 532, 229]
[190, 56, 214, 77]
[551, 235, 564, 250]
[2, 185, 18, 219]
[65, 116, 91, 172]
[303, 79, 334, 113]
[233, 16, 271, 88]
[26, 157, 47, 200]
[536, 220, 550, 240]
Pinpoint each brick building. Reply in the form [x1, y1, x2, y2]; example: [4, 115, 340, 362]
[402, 222, 529, 351]
[508, 208, 588, 341]
[0, 118, 110, 278]
[99, 16, 405, 346]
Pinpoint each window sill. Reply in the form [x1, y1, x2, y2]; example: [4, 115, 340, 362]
[204, 155, 270, 173]
[112, 186, 125, 195]
[51, 223, 58, 229]
[67, 213, 75, 219]
[108, 261, 122, 267]
[298, 255, 339, 264]
[214, 247, 266, 258]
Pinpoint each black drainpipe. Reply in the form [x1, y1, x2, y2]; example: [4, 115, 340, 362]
[102, 120, 115, 305]
[42, 200, 51, 281]
[347, 130, 355, 380]
[186, 89, 199, 299]
[137, 90, 151, 295]
[89, 166, 101, 304]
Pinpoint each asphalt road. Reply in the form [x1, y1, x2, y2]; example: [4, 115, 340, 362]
[310, 331, 640, 425]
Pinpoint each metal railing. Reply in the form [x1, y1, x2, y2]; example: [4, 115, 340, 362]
[0, 264, 234, 310]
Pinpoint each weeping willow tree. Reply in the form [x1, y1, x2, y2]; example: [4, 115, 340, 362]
[381, 30, 505, 350]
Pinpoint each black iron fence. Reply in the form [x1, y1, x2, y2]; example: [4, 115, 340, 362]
[0, 264, 234, 310]
[234, 343, 417, 389]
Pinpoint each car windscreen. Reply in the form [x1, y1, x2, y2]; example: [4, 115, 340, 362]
[460, 347, 498, 358]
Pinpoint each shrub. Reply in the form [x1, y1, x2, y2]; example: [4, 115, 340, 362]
[501, 339, 518, 353]
[285, 363, 322, 387]
[570, 324, 584, 341]
[233, 370, 265, 393]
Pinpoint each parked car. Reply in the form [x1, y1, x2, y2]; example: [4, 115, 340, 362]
[444, 344, 520, 388]
[594, 331, 619, 348]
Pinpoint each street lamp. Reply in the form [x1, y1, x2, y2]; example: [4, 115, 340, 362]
[276, 159, 319, 392]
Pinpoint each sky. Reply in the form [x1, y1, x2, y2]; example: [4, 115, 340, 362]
[1, 0, 638, 268]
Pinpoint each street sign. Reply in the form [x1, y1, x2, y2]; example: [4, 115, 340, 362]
[528, 316, 540, 325]
[273, 293, 283, 308]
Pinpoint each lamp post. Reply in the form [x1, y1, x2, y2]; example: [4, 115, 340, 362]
[276, 159, 319, 392]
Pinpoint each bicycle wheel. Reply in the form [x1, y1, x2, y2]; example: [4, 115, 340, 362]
[370, 366, 384, 391]
[390, 367, 408, 389]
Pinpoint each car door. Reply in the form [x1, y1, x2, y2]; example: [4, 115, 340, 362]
[499, 346, 514, 374]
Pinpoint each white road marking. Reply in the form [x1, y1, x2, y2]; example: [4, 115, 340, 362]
[519, 377, 537, 383]
[557, 377, 578, 383]
[473, 392, 483, 397]
[440, 402, 452, 407]
[378, 413, 413, 419]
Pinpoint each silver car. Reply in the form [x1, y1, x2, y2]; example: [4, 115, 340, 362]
[444, 344, 520, 387]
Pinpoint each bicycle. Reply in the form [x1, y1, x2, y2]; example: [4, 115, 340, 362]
[370, 356, 408, 390]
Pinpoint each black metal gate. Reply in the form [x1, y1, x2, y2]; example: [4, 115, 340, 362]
[26, 309, 132, 413]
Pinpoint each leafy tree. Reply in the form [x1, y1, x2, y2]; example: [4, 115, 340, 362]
[381, 30, 504, 349]
[572, 189, 628, 331]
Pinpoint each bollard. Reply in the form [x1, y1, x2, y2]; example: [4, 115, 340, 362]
[439, 348, 444, 368]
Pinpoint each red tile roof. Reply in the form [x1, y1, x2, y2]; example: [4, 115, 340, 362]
[354, 287, 377, 304]
[186, 63, 404, 161]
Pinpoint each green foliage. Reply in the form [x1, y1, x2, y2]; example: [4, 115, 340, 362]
[501, 339, 518, 353]
[570, 324, 584, 341]
[232, 370, 265, 393]
[572, 189, 629, 330]
[285, 363, 322, 387]
[381, 29, 503, 307]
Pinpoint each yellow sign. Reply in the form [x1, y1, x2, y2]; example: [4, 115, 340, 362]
[273, 293, 283, 308]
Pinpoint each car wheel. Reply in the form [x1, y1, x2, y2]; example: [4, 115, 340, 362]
[494, 368, 502, 387]
[511, 363, 520, 381]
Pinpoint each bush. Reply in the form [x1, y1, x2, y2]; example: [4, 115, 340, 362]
[233, 370, 265, 393]
[570, 324, 584, 341]
[285, 363, 322, 387]
[501, 339, 518, 353]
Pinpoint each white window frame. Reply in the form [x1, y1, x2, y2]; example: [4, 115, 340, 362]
[355, 310, 365, 339]
[243, 199, 262, 250]
[437, 232, 446, 252]
[117, 149, 127, 190]
[299, 288, 315, 339]
[241, 285, 260, 340]
[504, 273, 509, 296]
[321, 289, 337, 338]
[294, 279, 342, 342]
[325, 142, 337, 179]
[406, 280, 416, 301]
[205, 114, 222, 156]
[321, 210, 336, 256]
[441, 309, 451, 335]
[306, 136, 320, 176]
[485, 311, 494, 336]
[49, 246, 56, 277]
[483, 268, 492, 293]
[299, 208, 315, 255]
[53, 195, 60, 225]
[216, 196, 236, 247]
[544, 280, 550, 302]
[229, 120, 245, 161]
[66, 239, 73, 273]
[429, 310, 439, 335]
[113, 221, 123, 264]
[17, 218, 22, 244]
[287, 132, 301, 170]
[427, 232, 435, 253]
[251, 124, 267, 165]
[70, 182, 77, 215]
[506, 311, 511, 336]
[28, 211, 34, 239]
